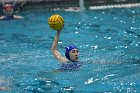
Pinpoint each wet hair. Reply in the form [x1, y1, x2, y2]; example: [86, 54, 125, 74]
[65, 45, 77, 61]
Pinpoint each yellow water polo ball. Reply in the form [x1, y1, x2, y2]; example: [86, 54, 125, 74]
[48, 14, 64, 30]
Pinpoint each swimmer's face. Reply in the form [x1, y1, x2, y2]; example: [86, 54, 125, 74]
[69, 49, 79, 62]
[4, 8, 13, 16]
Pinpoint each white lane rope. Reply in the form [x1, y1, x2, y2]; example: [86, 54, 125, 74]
[89, 3, 140, 10]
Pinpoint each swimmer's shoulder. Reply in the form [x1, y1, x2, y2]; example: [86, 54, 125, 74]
[0, 15, 24, 20]
[13, 15, 24, 19]
[0, 16, 6, 20]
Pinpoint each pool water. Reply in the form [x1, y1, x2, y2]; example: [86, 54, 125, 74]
[0, 8, 140, 93]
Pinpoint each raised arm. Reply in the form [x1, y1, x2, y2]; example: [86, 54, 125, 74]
[51, 30, 68, 63]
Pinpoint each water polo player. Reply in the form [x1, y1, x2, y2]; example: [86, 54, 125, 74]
[0, 2, 24, 20]
[51, 30, 82, 71]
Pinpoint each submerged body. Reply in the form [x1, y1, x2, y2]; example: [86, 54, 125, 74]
[59, 61, 82, 71]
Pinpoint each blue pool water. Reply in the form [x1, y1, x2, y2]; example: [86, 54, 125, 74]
[0, 7, 140, 93]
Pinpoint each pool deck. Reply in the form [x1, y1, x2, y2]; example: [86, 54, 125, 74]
[0, 0, 67, 3]
[0, 0, 140, 4]
[0, 0, 140, 12]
